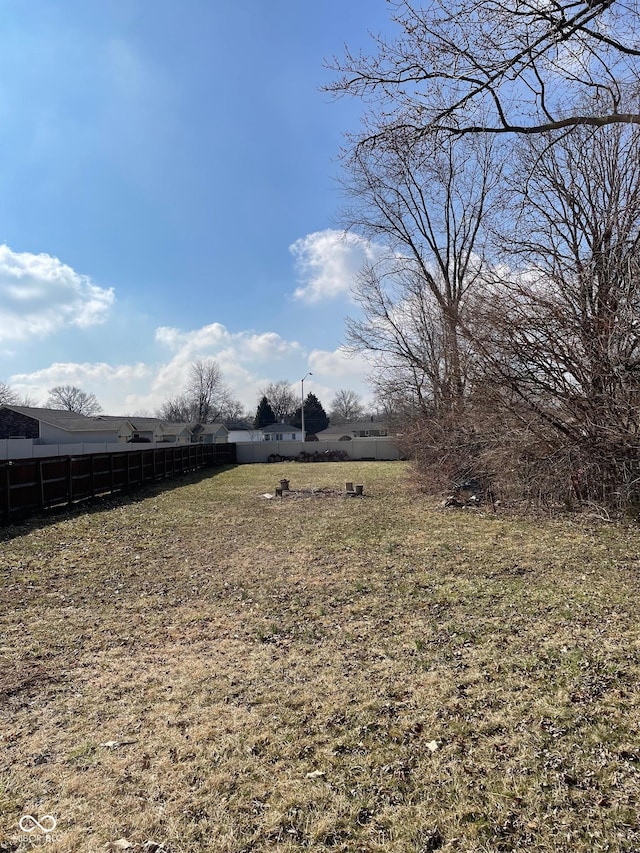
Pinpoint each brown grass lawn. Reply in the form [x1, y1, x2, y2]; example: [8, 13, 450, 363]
[0, 461, 639, 852]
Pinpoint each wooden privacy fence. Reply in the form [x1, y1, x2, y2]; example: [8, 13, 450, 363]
[0, 443, 236, 522]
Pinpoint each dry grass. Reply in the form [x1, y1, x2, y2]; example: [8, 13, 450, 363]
[0, 461, 639, 852]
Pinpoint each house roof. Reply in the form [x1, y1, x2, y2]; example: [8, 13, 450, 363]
[226, 419, 253, 431]
[160, 423, 193, 436]
[94, 415, 161, 427]
[61, 415, 140, 433]
[0, 405, 227, 438]
[62, 419, 134, 434]
[104, 417, 227, 434]
[317, 420, 388, 436]
[4, 405, 80, 423]
[192, 423, 228, 435]
[1, 406, 133, 433]
[261, 422, 300, 433]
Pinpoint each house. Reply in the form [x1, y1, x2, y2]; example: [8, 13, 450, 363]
[315, 420, 389, 441]
[191, 423, 229, 444]
[261, 422, 303, 442]
[158, 422, 194, 444]
[227, 422, 304, 442]
[0, 405, 228, 449]
[84, 414, 165, 443]
[0, 406, 135, 444]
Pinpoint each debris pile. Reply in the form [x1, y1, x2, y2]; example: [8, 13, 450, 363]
[444, 476, 495, 509]
[267, 449, 349, 463]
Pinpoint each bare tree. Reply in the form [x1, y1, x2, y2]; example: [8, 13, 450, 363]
[0, 383, 38, 406]
[477, 122, 640, 506]
[0, 382, 20, 406]
[327, 0, 640, 143]
[157, 394, 193, 423]
[218, 397, 247, 426]
[344, 134, 499, 414]
[330, 389, 365, 423]
[159, 359, 238, 423]
[186, 359, 225, 423]
[260, 380, 297, 422]
[46, 385, 102, 415]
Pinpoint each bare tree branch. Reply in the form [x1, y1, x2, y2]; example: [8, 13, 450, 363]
[327, 0, 640, 143]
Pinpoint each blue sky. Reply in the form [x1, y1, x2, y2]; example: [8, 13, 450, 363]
[0, 0, 394, 416]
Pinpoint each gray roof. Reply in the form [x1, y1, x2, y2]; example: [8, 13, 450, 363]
[2, 406, 132, 433]
[160, 422, 193, 436]
[90, 415, 167, 433]
[317, 421, 388, 436]
[93, 414, 159, 426]
[63, 415, 137, 433]
[6, 405, 80, 422]
[261, 422, 300, 433]
[193, 423, 228, 435]
[1, 405, 227, 436]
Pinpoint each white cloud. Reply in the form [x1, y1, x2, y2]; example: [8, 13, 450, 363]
[133, 323, 304, 413]
[309, 346, 373, 383]
[290, 229, 380, 303]
[154, 323, 229, 356]
[242, 332, 297, 360]
[8, 323, 376, 418]
[0, 245, 114, 341]
[10, 361, 150, 409]
[285, 346, 373, 411]
[12, 362, 150, 383]
[154, 324, 298, 361]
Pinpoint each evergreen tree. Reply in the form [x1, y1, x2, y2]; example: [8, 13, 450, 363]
[292, 393, 329, 435]
[254, 396, 276, 428]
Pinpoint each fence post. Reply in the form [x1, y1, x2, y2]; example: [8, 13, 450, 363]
[38, 460, 45, 509]
[4, 463, 11, 520]
[67, 457, 73, 506]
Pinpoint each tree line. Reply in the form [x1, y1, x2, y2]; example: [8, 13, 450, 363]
[328, 0, 640, 512]
[0, 366, 371, 437]
[253, 383, 366, 430]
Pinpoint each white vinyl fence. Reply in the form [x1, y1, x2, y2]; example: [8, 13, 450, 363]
[0, 439, 188, 460]
[234, 438, 401, 464]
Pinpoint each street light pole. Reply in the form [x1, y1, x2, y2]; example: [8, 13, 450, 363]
[300, 372, 312, 441]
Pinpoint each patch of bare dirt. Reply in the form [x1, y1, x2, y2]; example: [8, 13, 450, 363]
[0, 661, 51, 701]
[262, 487, 366, 500]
